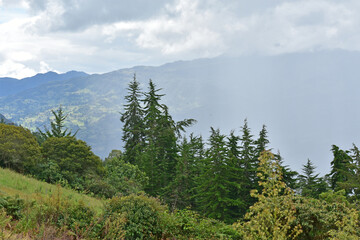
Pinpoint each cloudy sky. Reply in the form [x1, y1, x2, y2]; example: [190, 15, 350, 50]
[1, 0, 360, 78]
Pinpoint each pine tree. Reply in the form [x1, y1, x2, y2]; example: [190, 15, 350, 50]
[120, 74, 145, 164]
[195, 128, 233, 222]
[337, 144, 360, 199]
[38, 106, 77, 140]
[297, 159, 327, 198]
[226, 130, 247, 219]
[328, 145, 353, 192]
[164, 134, 203, 210]
[239, 119, 257, 208]
[140, 80, 173, 195]
[275, 151, 298, 190]
[140, 79, 195, 196]
[254, 124, 270, 159]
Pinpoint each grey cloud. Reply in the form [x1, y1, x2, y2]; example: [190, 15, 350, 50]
[26, 0, 174, 31]
[1, 0, 24, 6]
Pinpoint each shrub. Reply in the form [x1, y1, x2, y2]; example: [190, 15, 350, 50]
[0, 195, 25, 220]
[170, 208, 241, 240]
[103, 193, 167, 239]
[0, 124, 41, 173]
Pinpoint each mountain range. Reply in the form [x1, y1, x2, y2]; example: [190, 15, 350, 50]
[0, 113, 14, 125]
[1, 50, 359, 174]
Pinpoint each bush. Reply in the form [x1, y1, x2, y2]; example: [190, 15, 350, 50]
[104, 156, 148, 197]
[41, 137, 104, 190]
[0, 195, 25, 220]
[169, 208, 241, 240]
[103, 193, 167, 239]
[0, 124, 41, 173]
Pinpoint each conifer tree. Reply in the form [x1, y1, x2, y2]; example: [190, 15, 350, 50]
[328, 145, 352, 192]
[337, 144, 360, 199]
[226, 130, 247, 219]
[297, 159, 327, 198]
[239, 119, 257, 208]
[164, 134, 204, 210]
[254, 125, 270, 159]
[37, 106, 77, 140]
[275, 151, 298, 190]
[195, 128, 233, 222]
[120, 74, 145, 164]
[140, 80, 173, 195]
[140, 80, 195, 196]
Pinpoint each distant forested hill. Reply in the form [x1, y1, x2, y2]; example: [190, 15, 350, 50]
[0, 71, 88, 97]
[0, 113, 14, 125]
[1, 50, 360, 172]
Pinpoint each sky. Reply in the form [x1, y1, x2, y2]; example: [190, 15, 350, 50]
[1, 0, 360, 78]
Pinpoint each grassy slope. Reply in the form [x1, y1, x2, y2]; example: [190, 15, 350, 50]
[0, 167, 104, 213]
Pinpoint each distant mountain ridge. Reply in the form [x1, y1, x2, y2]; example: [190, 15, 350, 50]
[0, 71, 88, 97]
[0, 113, 14, 125]
[0, 50, 359, 174]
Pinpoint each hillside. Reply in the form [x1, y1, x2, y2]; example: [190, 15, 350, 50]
[0, 114, 14, 125]
[0, 71, 88, 97]
[0, 167, 104, 213]
[0, 50, 360, 173]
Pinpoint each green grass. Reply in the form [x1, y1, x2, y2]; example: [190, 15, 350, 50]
[0, 167, 104, 213]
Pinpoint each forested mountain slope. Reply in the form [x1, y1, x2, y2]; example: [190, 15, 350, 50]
[0, 50, 359, 172]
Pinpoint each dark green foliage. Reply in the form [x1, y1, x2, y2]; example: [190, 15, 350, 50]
[37, 106, 77, 140]
[0, 123, 42, 173]
[32, 131, 46, 145]
[104, 194, 167, 239]
[254, 124, 270, 159]
[35, 160, 63, 184]
[85, 176, 116, 199]
[104, 154, 148, 197]
[138, 80, 195, 197]
[225, 130, 247, 219]
[0, 195, 25, 220]
[41, 137, 104, 190]
[141, 80, 176, 196]
[332, 144, 360, 200]
[328, 145, 353, 191]
[275, 152, 299, 190]
[297, 159, 328, 198]
[163, 135, 203, 210]
[170, 208, 242, 239]
[120, 75, 145, 165]
[195, 128, 243, 223]
[238, 119, 258, 211]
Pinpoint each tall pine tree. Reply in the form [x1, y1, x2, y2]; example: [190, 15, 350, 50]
[164, 134, 204, 210]
[120, 74, 145, 165]
[226, 130, 247, 220]
[239, 119, 257, 209]
[195, 128, 233, 222]
[140, 79, 195, 196]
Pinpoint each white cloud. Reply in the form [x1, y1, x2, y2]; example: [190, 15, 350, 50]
[2, 0, 360, 77]
[0, 60, 36, 78]
[7, 51, 34, 62]
[101, 0, 230, 58]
